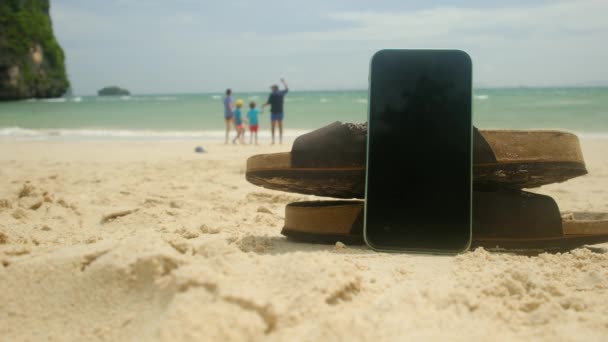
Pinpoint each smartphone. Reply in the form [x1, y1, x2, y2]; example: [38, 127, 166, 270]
[364, 49, 473, 254]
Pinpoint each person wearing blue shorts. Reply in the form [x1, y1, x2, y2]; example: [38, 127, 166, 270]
[261, 78, 289, 144]
[223, 88, 234, 144]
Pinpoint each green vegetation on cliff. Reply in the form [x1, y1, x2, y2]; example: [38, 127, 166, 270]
[0, 0, 70, 100]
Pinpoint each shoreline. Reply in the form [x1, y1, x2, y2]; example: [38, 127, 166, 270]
[0, 127, 311, 143]
[2, 128, 608, 143]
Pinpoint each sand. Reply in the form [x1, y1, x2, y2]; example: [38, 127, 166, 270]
[0, 139, 607, 341]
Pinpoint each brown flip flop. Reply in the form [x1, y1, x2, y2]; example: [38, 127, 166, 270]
[246, 122, 587, 198]
[281, 190, 608, 253]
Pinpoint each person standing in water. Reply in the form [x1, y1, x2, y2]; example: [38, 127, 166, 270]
[223, 88, 234, 144]
[261, 78, 289, 144]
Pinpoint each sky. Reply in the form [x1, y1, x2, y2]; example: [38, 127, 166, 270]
[50, 0, 608, 95]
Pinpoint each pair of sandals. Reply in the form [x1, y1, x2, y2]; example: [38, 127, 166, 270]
[246, 122, 608, 253]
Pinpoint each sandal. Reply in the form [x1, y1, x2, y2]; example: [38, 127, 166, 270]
[281, 190, 608, 253]
[246, 122, 587, 198]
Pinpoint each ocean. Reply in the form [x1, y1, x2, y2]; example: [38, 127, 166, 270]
[1, 87, 607, 141]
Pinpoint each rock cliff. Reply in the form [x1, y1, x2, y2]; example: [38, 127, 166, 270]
[0, 0, 69, 100]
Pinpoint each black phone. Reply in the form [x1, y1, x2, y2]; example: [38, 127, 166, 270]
[364, 49, 473, 254]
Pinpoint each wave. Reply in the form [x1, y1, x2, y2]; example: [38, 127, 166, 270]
[532, 99, 592, 107]
[154, 96, 178, 101]
[0, 127, 47, 137]
[355, 98, 368, 104]
[4, 126, 607, 142]
[555, 100, 591, 105]
[20, 97, 81, 103]
[474, 94, 489, 100]
[41, 98, 67, 103]
[576, 132, 608, 140]
[0, 127, 311, 141]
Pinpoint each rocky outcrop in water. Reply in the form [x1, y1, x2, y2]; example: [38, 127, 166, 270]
[0, 0, 70, 101]
[97, 86, 131, 96]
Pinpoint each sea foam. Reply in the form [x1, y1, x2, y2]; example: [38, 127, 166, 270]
[0, 127, 311, 142]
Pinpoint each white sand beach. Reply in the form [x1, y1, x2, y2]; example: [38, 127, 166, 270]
[1, 139, 607, 341]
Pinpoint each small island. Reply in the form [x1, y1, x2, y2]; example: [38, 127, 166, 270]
[97, 86, 130, 96]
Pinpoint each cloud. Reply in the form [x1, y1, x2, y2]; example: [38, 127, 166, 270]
[244, 0, 608, 87]
[50, 0, 608, 93]
[263, 0, 608, 42]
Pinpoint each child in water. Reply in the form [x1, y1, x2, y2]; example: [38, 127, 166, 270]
[247, 101, 260, 145]
[232, 99, 245, 144]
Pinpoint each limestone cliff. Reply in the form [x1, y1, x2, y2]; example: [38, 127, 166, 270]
[0, 0, 69, 100]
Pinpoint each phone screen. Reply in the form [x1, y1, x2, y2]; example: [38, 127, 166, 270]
[364, 50, 472, 253]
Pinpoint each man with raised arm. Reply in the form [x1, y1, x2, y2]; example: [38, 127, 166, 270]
[261, 78, 289, 145]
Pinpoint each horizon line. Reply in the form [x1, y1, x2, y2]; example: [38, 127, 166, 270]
[67, 84, 608, 97]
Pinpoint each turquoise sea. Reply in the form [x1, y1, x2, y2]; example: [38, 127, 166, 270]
[0, 87, 607, 141]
